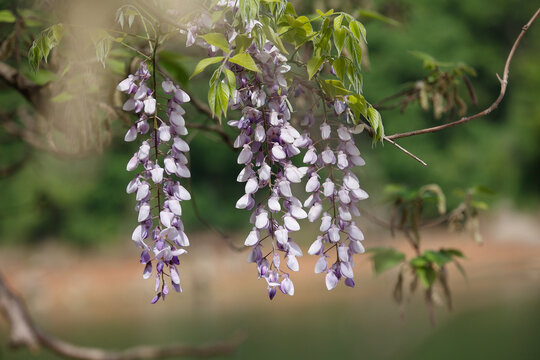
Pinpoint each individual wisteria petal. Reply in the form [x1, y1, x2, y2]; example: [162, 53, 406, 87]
[286, 255, 299, 272]
[268, 196, 281, 212]
[280, 277, 294, 296]
[271, 144, 286, 160]
[308, 238, 323, 255]
[245, 177, 259, 194]
[255, 211, 269, 229]
[173, 89, 190, 103]
[245, 229, 260, 246]
[144, 97, 156, 115]
[126, 155, 139, 171]
[168, 199, 182, 216]
[326, 271, 339, 290]
[136, 183, 150, 201]
[321, 148, 336, 164]
[284, 215, 300, 231]
[125, 126, 138, 142]
[320, 213, 332, 232]
[275, 227, 289, 245]
[236, 193, 251, 209]
[315, 256, 328, 274]
[308, 203, 323, 222]
[322, 179, 335, 197]
[150, 166, 164, 184]
[138, 203, 150, 222]
[328, 225, 340, 243]
[237, 145, 253, 164]
[306, 175, 320, 193]
[143, 262, 152, 279]
[340, 262, 354, 279]
[320, 123, 331, 139]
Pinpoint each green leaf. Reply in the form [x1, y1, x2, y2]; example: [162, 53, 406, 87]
[199, 33, 230, 53]
[332, 28, 346, 55]
[0, 10, 16, 23]
[307, 56, 324, 80]
[332, 57, 346, 82]
[416, 266, 437, 289]
[349, 20, 367, 43]
[229, 53, 261, 72]
[218, 80, 230, 117]
[333, 13, 344, 30]
[367, 106, 384, 142]
[224, 68, 236, 97]
[208, 71, 220, 119]
[190, 56, 224, 79]
[410, 256, 429, 268]
[261, 22, 289, 55]
[470, 200, 488, 210]
[440, 248, 465, 259]
[367, 247, 406, 275]
[347, 94, 367, 120]
[319, 80, 350, 97]
[423, 250, 452, 267]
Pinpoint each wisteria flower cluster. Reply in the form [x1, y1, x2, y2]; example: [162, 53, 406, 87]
[228, 42, 313, 299]
[303, 100, 369, 290]
[118, 62, 192, 303]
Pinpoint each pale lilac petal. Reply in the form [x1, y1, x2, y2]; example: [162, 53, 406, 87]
[326, 271, 339, 290]
[315, 256, 328, 273]
[286, 255, 299, 272]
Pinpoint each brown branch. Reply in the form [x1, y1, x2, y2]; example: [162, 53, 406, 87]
[0, 61, 42, 106]
[0, 271, 243, 360]
[386, 8, 540, 141]
[361, 122, 428, 166]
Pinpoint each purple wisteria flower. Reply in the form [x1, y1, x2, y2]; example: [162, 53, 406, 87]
[229, 42, 311, 299]
[118, 63, 192, 302]
[304, 100, 368, 290]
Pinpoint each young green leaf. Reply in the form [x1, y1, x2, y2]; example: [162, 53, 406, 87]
[332, 57, 346, 82]
[349, 20, 367, 43]
[190, 56, 224, 79]
[367, 106, 384, 142]
[367, 247, 406, 275]
[333, 13, 344, 30]
[333, 28, 346, 55]
[307, 56, 324, 80]
[229, 53, 261, 72]
[0, 10, 15, 23]
[199, 33, 230, 53]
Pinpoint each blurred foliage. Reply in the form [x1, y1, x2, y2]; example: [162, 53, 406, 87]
[0, 0, 539, 245]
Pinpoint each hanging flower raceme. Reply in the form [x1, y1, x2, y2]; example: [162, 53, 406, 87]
[228, 42, 312, 299]
[304, 99, 369, 290]
[118, 63, 192, 303]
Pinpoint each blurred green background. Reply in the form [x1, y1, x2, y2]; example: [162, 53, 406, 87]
[1, 1, 540, 359]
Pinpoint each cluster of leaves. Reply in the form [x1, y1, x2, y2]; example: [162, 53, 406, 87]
[28, 24, 64, 73]
[381, 51, 478, 119]
[365, 183, 492, 321]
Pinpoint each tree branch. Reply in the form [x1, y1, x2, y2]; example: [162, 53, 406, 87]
[0, 61, 42, 106]
[385, 8, 540, 141]
[0, 271, 243, 360]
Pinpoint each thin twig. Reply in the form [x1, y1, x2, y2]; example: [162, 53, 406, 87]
[386, 8, 540, 140]
[0, 271, 244, 360]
